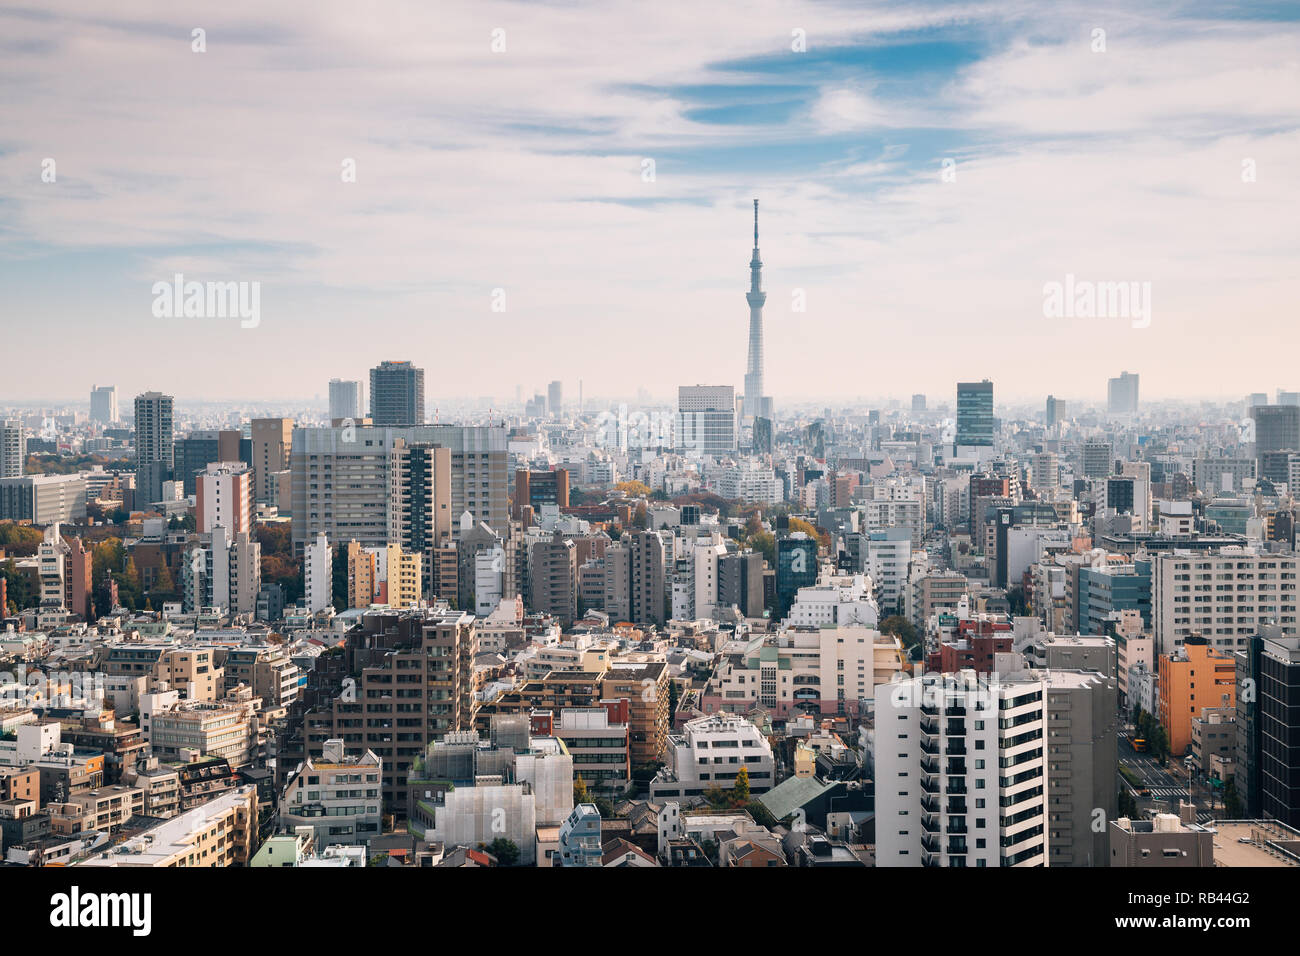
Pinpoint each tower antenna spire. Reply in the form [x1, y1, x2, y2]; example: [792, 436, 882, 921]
[753, 198, 759, 248]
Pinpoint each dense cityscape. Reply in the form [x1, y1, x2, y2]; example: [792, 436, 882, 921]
[6, 0, 1295, 937]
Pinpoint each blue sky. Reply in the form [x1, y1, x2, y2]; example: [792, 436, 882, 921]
[0, 0, 1297, 407]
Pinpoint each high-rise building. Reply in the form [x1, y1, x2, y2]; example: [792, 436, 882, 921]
[369, 360, 425, 426]
[1031, 451, 1059, 491]
[1236, 626, 1300, 827]
[955, 381, 994, 450]
[0, 421, 24, 479]
[677, 385, 736, 456]
[290, 424, 508, 554]
[90, 385, 118, 425]
[876, 669, 1048, 867]
[530, 531, 578, 625]
[389, 440, 453, 568]
[911, 393, 927, 412]
[1045, 395, 1060, 427]
[304, 532, 333, 614]
[742, 199, 772, 422]
[1081, 441, 1112, 479]
[133, 392, 174, 505]
[195, 463, 252, 535]
[775, 533, 818, 620]
[174, 430, 248, 495]
[250, 418, 293, 506]
[1251, 404, 1300, 474]
[328, 379, 364, 421]
[1107, 371, 1140, 417]
[547, 380, 563, 418]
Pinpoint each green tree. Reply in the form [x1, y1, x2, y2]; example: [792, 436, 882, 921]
[1223, 778, 1244, 818]
[747, 531, 775, 568]
[732, 766, 750, 803]
[668, 679, 680, 722]
[880, 615, 921, 654]
[485, 838, 520, 867]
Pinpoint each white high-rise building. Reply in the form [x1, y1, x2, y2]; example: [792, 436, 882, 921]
[0, 421, 25, 479]
[876, 669, 1048, 867]
[677, 385, 737, 457]
[90, 385, 118, 425]
[304, 532, 333, 613]
[328, 379, 363, 421]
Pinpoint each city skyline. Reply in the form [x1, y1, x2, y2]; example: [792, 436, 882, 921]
[1, 1, 1297, 402]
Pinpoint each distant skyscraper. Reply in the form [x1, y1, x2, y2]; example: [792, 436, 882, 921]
[547, 380, 563, 417]
[251, 418, 293, 505]
[742, 199, 772, 422]
[678, 385, 737, 456]
[90, 385, 118, 425]
[1045, 395, 1060, 427]
[370, 360, 425, 426]
[911, 394, 926, 412]
[1107, 371, 1140, 417]
[955, 381, 994, 449]
[134, 391, 174, 504]
[329, 379, 363, 421]
[1278, 390, 1300, 407]
[1251, 404, 1300, 474]
[0, 422, 24, 479]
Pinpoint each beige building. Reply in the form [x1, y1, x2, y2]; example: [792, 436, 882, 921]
[48, 785, 143, 835]
[280, 739, 382, 846]
[75, 786, 257, 867]
[251, 418, 293, 505]
[150, 700, 259, 768]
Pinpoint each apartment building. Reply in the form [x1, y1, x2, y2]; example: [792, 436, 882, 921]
[280, 738, 382, 847]
[251, 418, 293, 505]
[305, 608, 478, 812]
[650, 713, 775, 800]
[702, 624, 906, 720]
[1151, 547, 1299, 657]
[876, 670, 1048, 867]
[556, 702, 631, 796]
[75, 785, 257, 867]
[1158, 637, 1237, 757]
[598, 661, 669, 766]
[290, 424, 508, 553]
[195, 462, 252, 534]
[150, 700, 259, 768]
[48, 785, 143, 835]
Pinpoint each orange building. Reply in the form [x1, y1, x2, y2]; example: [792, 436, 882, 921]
[1158, 637, 1236, 757]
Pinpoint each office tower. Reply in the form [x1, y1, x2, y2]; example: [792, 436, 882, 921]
[752, 416, 773, 455]
[90, 385, 118, 425]
[328, 379, 364, 421]
[304, 532, 333, 613]
[547, 380, 563, 417]
[911, 393, 927, 413]
[174, 429, 248, 496]
[0, 422, 24, 479]
[1278, 390, 1300, 407]
[369, 360, 425, 426]
[1045, 395, 1059, 427]
[742, 199, 772, 422]
[514, 468, 570, 520]
[290, 424, 508, 553]
[251, 418, 293, 506]
[133, 392, 174, 505]
[195, 463, 252, 535]
[1236, 627, 1300, 827]
[530, 531, 578, 624]
[1250, 404, 1300, 474]
[955, 380, 994, 449]
[717, 551, 765, 618]
[876, 670, 1048, 867]
[677, 385, 737, 456]
[775, 533, 818, 620]
[1081, 441, 1112, 479]
[1107, 371, 1140, 417]
[0, 473, 88, 524]
[1247, 392, 1268, 407]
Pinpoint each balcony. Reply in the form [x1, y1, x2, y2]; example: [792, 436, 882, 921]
[921, 815, 940, 834]
[920, 739, 939, 755]
[946, 839, 968, 855]
[920, 794, 939, 813]
[945, 760, 967, 776]
[921, 833, 940, 853]
[946, 741, 967, 756]
[947, 821, 968, 835]
[946, 720, 966, 736]
[920, 777, 940, 794]
[946, 800, 967, 815]
[946, 780, 968, 795]
[945, 705, 966, 717]
[920, 756, 939, 775]
[920, 716, 940, 736]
